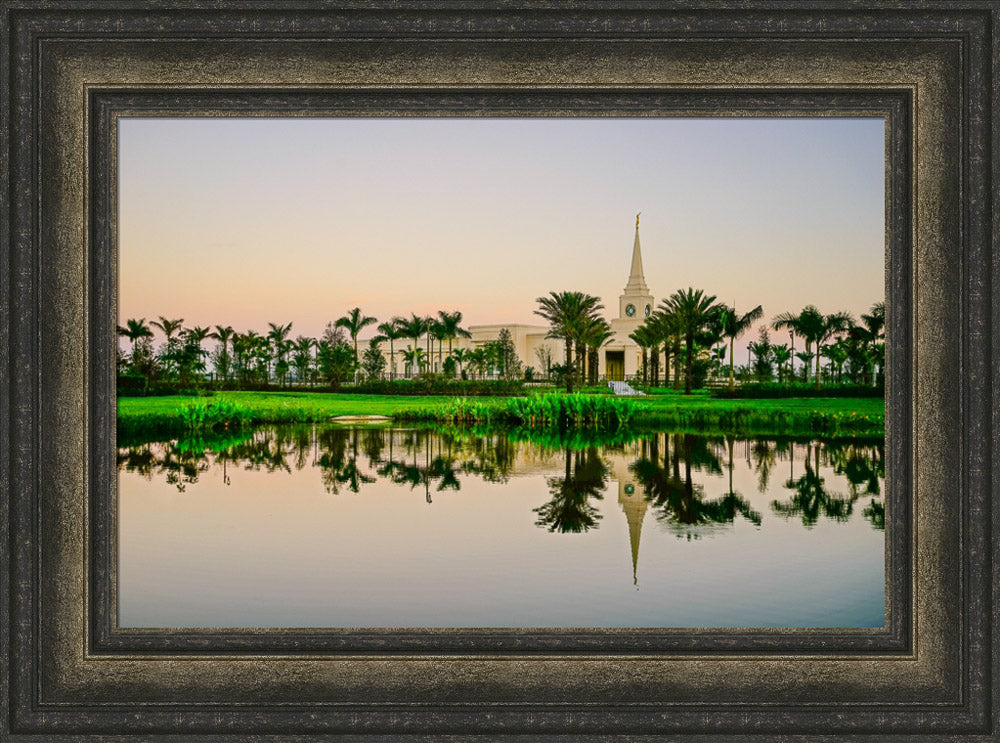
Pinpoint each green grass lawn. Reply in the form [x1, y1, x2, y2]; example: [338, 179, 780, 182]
[118, 390, 884, 438]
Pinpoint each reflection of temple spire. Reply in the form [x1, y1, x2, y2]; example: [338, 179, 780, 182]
[623, 487, 646, 586]
[612, 452, 647, 587]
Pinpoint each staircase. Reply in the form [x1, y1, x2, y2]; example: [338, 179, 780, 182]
[607, 380, 645, 396]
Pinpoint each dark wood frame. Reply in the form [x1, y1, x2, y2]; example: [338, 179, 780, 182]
[1, 2, 996, 739]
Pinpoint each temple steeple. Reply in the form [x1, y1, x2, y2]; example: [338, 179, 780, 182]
[617, 214, 655, 324]
[624, 212, 649, 295]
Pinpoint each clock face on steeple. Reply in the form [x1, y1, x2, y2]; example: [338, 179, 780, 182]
[625, 304, 636, 317]
[644, 304, 651, 317]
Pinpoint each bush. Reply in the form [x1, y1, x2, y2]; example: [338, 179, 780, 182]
[351, 378, 527, 396]
[711, 382, 883, 399]
[180, 400, 253, 432]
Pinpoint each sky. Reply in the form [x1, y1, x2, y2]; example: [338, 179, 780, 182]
[119, 117, 885, 364]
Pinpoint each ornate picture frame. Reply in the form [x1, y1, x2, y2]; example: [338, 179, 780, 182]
[2, 2, 996, 739]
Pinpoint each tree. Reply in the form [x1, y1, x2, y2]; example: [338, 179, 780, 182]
[579, 316, 613, 384]
[717, 303, 763, 390]
[360, 338, 387, 381]
[377, 318, 404, 380]
[178, 325, 211, 386]
[436, 310, 471, 368]
[291, 335, 315, 386]
[398, 314, 428, 377]
[660, 288, 721, 394]
[814, 311, 855, 387]
[747, 327, 773, 382]
[336, 307, 377, 365]
[316, 323, 355, 389]
[494, 328, 523, 380]
[209, 325, 235, 383]
[266, 321, 293, 386]
[534, 291, 604, 392]
[117, 317, 154, 362]
[773, 306, 824, 385]
[401, 346, 425, 377]
[534, 345, 554, 380]
[771, 344, 792, 383]
[451, 347, 472, 379]
[150, 316, 184, 377]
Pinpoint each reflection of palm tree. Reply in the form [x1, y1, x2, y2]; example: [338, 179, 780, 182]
[533, 447, 607, 533]
[771, 442, 853, 526]
[749, 439, 776, 492]
[632, 433, 759, 539]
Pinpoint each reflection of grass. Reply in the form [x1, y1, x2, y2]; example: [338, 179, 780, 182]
[118, 390, 884, 438]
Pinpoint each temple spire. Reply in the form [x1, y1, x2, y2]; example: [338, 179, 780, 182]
[624, 214, 649, 295]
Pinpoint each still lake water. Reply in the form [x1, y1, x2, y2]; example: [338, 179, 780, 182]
[118, 425, 885, 629]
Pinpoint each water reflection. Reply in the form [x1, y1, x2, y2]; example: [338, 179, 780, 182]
[118, 425, 885, 534]
[118, 425, 886, 628]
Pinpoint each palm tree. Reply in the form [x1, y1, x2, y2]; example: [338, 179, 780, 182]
[450, 347, 472, 379]
[117, 317, 154, 356]
[428, 316, 448, 373]
[660, 288, 720, 394]
[628, 324, 656, 385]
[401, 346, 425, 378]
[466, 347, 488, 379]
[855, 301, 885, 385]
[814, 310, 855, 387]
[718, 303, 763, 390]
[335, 308, 376, 364]
[291, 335, 315, 386]
[209, 324, 235, 383]
[376, 318, 404, 380]
[398, 314, 428, 377]
[150, 316, 184, 376]
[771, 344, 792, 382]
[579, 316, 613, 384]
[266, 321, 293, 386]
[436, 310, 472, 367]
[773, 306, 822, 384]
[534, 291, 604, 392]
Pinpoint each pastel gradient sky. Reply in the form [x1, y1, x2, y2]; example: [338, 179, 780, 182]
[119, 117, 884, 363]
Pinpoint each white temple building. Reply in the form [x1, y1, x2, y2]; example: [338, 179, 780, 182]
[359, 217, 655, 381]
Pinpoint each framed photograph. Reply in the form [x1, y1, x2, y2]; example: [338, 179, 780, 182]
[2, 2, 996, 740]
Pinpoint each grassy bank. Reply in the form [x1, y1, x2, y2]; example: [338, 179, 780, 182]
[117, 391, 457, 438]
[117, 390, 884, 438]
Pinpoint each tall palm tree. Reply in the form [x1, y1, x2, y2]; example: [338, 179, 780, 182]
[534, 291, 604, 392]
[266, 321, 293, 385]
[814, 310, 855, 388]
[117, 317, 154, 355]
[771, 344, 792, 382]
[660, 288, 720, 394]
[436, 310, 472, 366]
[376, 318, 404, 380]
[398, 314, 428, 377]
[401, 346, 425, 378]
[335, 308, 376, 363]
[718, 303, 763, 390]
[628, 324, 656, 385]
[450, 347, 472, 379]
[428, 317, 448, 372]
[150, 316, 184, 376]
[772, 305, 823, 384]
[209, 324, 235, 383]
[580, 316, 613, 384]
[291, 335, 315, 386]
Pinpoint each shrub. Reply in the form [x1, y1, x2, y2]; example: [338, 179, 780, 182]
[711, 382, 883, 399]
